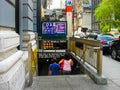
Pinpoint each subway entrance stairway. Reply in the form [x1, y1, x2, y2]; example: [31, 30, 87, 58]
[24, 55, 120, 90]
[24, 53, 120, 90]
[37, 52, 82, 76]
[24, 37, 120, 90]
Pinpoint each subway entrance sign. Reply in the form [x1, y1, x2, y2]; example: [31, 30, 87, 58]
[66, 0, 72, 6]
[66, 0, 72, 12]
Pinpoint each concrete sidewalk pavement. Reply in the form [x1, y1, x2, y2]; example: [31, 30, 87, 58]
[102, 55, 120, 87]
[24, 75, 120, 90]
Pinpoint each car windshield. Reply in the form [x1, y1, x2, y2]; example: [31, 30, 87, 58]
[98, 35, 115, 40]
[114, 33, 120, 36]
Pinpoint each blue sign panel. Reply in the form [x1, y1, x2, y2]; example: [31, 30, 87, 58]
[66, 0, 72, 6]
[42, 22, 67, 34]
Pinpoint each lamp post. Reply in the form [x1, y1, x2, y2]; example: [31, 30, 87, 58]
[37, 0, 41, 36]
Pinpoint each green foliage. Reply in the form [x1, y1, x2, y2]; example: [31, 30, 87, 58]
[94, 0, 120, 33]
[102, 25, 110, 33]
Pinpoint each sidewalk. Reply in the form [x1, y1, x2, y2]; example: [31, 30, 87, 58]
[102, 55, 120, 87]
[24, 56, 120, 90]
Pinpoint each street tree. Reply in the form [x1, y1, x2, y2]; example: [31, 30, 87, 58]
[94, 0, 120, 33]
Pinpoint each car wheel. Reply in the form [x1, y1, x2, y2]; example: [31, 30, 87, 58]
[111, 48, 118, 60]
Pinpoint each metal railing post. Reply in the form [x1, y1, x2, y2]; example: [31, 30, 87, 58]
[28, 43, 33, 86]
[83, 44, 86, 64]
[97, 49, 102, 76]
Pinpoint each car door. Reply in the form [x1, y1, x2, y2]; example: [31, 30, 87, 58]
[117, 40, 120, 56]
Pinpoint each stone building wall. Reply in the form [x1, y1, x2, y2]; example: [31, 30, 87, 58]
[0, 0, 25, 90]
[0, 0, 38, 90]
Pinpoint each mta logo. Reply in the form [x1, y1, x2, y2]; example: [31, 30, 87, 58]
[66, 0, 72, 6]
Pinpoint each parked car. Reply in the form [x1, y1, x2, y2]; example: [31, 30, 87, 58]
[112, 33, 120, 40]
[110, 39, 120, 60]
[86, 34, 115, 52]
[107, 32, 120, 40]
[110, 29, 119, 34]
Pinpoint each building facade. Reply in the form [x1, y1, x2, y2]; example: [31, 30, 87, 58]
[91, 0, 101, 32]
[73, 0, 101, 32]
[0, 0, 38, 89]
[0, 0, 25, 90]
[60, 0, 66, 9]
[72, 0, 90, 30]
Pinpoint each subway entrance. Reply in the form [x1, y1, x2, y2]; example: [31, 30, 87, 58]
[38, 52, 83, 76]
[37, 21, 83, 76]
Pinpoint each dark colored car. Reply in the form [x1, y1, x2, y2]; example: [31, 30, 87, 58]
[86, 34, 115, 52]
[110, 40, 120, 60]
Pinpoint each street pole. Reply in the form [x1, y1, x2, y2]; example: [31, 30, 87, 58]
[91, 0, 93, 32]
[37, 0, 41, 36]
[37, 0, 42, 49]
[72, 0, 75, 38]
[73, 10, 74, 38]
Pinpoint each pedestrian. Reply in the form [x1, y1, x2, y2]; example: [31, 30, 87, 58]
[48, 57, 61, 75]
[59, 57, 64, 75]
[78, 26, 86, 38]
[59, 53, 74, 75]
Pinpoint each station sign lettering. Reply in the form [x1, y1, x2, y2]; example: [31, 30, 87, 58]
[66, 0, 72, 6]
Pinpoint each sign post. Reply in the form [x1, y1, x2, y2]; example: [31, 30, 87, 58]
[66, 0, 73, 37]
